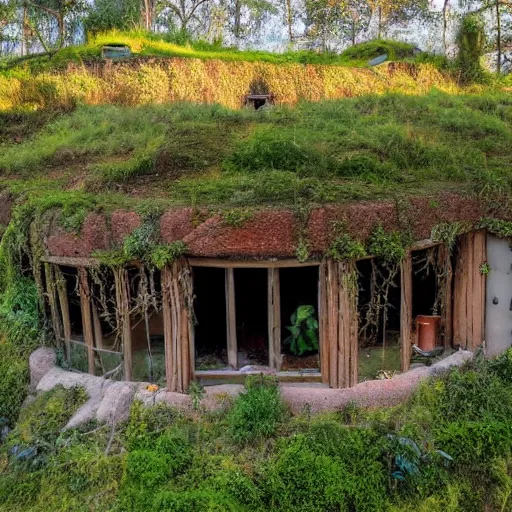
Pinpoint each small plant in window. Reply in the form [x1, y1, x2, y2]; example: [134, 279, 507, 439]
[480, 262, 491, 276]
[284, 305, 319, 356]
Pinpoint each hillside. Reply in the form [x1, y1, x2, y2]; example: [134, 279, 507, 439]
[0, 92, 510, 211]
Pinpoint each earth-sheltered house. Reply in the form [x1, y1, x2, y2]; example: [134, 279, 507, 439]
[1, 39, 511, 395]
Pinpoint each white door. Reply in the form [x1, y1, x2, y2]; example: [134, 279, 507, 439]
[486, 235, 512, 357]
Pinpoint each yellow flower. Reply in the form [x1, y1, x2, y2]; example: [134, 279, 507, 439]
[147, 384, 159, 393]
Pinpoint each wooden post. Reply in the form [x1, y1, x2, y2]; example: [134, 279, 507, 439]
[225, 268, 237, 370]
[327, 259, 339, 388]
[268, 268, 281, 370]
[318, 262, 329, 384]
[440, 245, 453, 349]
[114, 268, 132, 381]
[163, 266, 174, 392]
[466, 232, 474, 349]
[162, 259, 194, 393]
[400, 253, 413, 372]
[44, 263, 63, 342]
[78, 267, 95, 375]
[55, 266, 72, 364]
[92, 304, 104, 350]
[472, 230, 486, 349]
[452, 231, 487, 351]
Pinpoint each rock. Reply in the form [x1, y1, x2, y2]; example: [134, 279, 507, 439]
[96, 382, 136, 424]
[66, 395, 104, 429]
[37, 366, 109, 398]
[29, 348, 57, 391]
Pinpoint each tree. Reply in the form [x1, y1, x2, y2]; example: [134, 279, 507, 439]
[456, 12, 486, 82]
[230, 0, 278, 42]
[22, 0, 86, 53]
[162, 0, 214, 36]
[85, 0, 142, 34]
[367, 0, 428, 38]
[304, 0, 371, 50]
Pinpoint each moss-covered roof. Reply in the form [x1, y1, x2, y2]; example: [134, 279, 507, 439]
[1, 92, 510, 211]
[0, 32, 428, 73]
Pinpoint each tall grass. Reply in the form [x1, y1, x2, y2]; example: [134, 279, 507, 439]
[0, 54, 461, 112]
[0, 92, 510, 202]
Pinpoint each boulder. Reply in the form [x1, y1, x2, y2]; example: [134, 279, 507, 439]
[96, 382, 137, 424]
[29, 347, 57, 391]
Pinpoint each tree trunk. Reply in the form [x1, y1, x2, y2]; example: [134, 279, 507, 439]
[234, 0, 241, 42]
[442, 0, 449, 56]
[285, 0, 293, 42]
[496, 0, 502, 74]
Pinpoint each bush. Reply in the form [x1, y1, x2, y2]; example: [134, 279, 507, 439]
[456, 14, 486, 83]
[125, 401, 178, 451]
[263, 434, 349, 512]
[227, 376, 287, 444]
[8, 385, 87, 447]
[0, 343, 31, 425]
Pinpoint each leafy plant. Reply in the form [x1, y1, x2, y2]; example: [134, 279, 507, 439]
[284, 305, 319, 356]
[227, 377, 286, 444]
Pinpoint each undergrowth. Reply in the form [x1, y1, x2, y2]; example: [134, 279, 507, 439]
[1, 352, 512, 510]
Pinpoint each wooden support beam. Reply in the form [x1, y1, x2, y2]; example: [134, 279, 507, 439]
[225, 268, 237, 370]
[318, 262, 329, 385]
[400, 253, 413, 372]
[55, 266, 71, 364]
[472, 230, 486, 349]
[439, 245, 453, 349]
[268, 268, 281, 370]
[44, 262, 63, 342]
[327, 259, 339, 388]
[92, 304, 104, 350]
[162, 266, 174, 392]
[190, 258, 321, 269]
[78, 267, 95, 375]
[114, 268, 132, 381]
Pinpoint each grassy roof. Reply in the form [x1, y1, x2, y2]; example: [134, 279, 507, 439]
[0, 32, 434, 74]
[1, 91, 511, 214]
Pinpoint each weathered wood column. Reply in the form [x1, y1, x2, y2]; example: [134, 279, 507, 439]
[162, 258, 194, 393]
[225, 268, 238, 370]
[437, 244, 453, 349]
[78, 267, 95, 375]
[114, 267, 132, 381]
[268, 268, 281, 371]
[324, 259, 358, 388]
[44, 263, 63, 342]
[453, 230, 486, 350]
[54, 266, 72, 363]
[400, 253, 413, 372]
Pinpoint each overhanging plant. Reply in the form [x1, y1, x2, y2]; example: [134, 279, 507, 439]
[284, 305, 319, 356]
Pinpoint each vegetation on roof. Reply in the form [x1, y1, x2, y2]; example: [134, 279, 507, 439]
[0, 32, 432, 73]
[0, 91, 510, 212]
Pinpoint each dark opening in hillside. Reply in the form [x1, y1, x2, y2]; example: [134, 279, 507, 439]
[412, 250, 438, 318]
[193, 267, 228, 370]
[60, 266, 83, 340]
[235, 268, 268, 367]
[280, 266, 320, 371]
[357, 259, 401, 382]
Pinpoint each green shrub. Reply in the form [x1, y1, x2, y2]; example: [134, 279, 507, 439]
[456, 14, 486, 83]
[225, 129, 330, 175]
[154, 488, 241, 512]
[125, 401, 179, 450]
[263, 434, 349, 512]
[0, 343, 31, 425]
[8, 385, 87, 447]
[227, 378, 287, 444]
